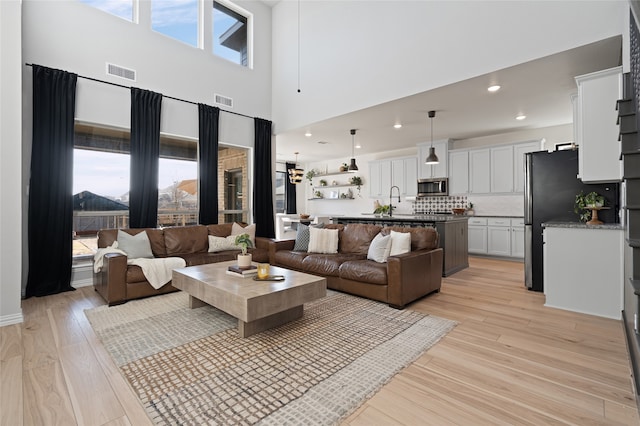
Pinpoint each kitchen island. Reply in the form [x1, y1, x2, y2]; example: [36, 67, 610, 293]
[331, 214, 468, 276]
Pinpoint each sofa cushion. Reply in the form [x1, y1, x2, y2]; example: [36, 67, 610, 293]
[302, 253, 366, 277]
[308, 228, 339, 254]
[274, 250, 310, 270]
[232, 222, 256, 246]
[339, 260, 388, 285]
[208, 235, 239, 252]
[164, 225, 209, 255]
[293, 223, 324, 252]
[389, 230, 411, 256]
[340, 223, 382, 255]
[207, 223, 233, 237]
[367, 232, 392, 263]
[99, 228, 166, 257]
[125, 265, 147, 283]
[117, 229, 154, 259]
[382, 226, 439, 251]
[181, 251, 237, 266]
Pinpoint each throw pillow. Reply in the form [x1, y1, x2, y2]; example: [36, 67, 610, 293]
[367, 232, 392, 263]
[117, 230, 154, 259]
[231, 222, 256, 246]
[308, 227, 339, 254]
[208, 235, 240, 252]
[389, 230, 411, 256]
[293, 222, 325, 252]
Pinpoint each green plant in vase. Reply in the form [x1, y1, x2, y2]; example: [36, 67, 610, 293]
[349, 176, 362, 195]
[305, 169, 317, 185]
[234, 233, 254, 267]
[574, 191, 605, 222]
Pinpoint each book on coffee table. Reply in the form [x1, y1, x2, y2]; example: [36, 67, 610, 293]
[226, 265, 258, 277]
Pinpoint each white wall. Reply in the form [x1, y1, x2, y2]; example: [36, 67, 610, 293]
[272, 1, 625, 134]
[452, 124, 573, 152]
[0, 0, 24, 326]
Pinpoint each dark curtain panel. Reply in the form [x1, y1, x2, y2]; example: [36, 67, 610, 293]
[285, 162, 297, 214]
[198, 104, 220, 225]
[253, 118, 275, 238]
[25, 66, 77, 298]
[129, 88, 162, 228]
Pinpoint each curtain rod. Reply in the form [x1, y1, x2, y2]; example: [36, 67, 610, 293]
[25, 63, 254, 121]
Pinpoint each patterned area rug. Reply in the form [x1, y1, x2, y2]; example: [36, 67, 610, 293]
[85, 291, 455, 425]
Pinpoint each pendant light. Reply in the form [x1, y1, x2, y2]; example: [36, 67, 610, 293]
[348, 129, 359, 171]
[288, 152, 304, 184]
[425, 110, 439, 165]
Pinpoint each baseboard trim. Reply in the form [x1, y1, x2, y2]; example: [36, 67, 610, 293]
[0, 312, 24, 327]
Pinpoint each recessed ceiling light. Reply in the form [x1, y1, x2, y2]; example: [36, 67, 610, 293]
[516, 114, 526, 120]
[488, 85, 501, 92]
[304, 131, 312, 137]
[355, 144, 361, 149]
[393, 123, 402, 129]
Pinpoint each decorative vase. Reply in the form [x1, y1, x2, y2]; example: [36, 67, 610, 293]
[237, 253, 252, 268]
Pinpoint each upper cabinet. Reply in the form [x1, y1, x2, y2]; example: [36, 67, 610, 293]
[418, 139, 450, 179]
[369, 156, 417, 198]
[490, 145, 514, 193]
[448, 150, 469, 195]
[451, 140, 541, 195]
[574, 67, 622, 183]
[469, 149, 491, 194]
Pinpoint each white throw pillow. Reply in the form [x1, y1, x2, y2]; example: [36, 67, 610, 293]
[231, 222, 256, 246]
[389, 230, 411, 256]
[117, 230, 154, 259]
[308, 227, 339, 254]
[208, 235, 240, 252]
[367, 232, 392, 263]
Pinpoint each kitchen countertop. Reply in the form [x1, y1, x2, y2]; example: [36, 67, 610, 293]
[332, 214, 469, 222]
[542, 221, 624, 230]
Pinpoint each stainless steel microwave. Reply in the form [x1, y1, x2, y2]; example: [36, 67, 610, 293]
[417, 178, 448, 197]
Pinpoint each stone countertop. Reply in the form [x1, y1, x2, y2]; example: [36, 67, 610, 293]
[332, 214, 469, 223]
[472, 215, 524, 218]
[542, 221, 624, 230]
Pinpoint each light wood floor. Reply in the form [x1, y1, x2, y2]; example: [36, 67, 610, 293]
[2, 257, 638, 425]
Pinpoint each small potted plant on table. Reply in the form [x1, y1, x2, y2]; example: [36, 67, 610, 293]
[235, 233, 254, 267]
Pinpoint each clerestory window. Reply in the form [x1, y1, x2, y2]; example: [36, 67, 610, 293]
[213, 0, 251, 67]
[79, 0, 133, 22]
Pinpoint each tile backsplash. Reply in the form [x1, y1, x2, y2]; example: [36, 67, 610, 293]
[413, 196, 469, 213]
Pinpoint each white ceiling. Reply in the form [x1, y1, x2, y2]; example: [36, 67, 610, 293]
[275, 36, 622, 164]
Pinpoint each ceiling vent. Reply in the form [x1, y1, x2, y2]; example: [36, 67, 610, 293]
[214, 93, 234, 108]
[106, 63, 136, 81]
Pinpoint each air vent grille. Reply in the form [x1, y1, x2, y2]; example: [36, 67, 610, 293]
[106, 63, 136, 81]
[214, 93, 233, 108]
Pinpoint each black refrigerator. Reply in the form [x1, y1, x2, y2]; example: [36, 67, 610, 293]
[524, 149, 619, 292]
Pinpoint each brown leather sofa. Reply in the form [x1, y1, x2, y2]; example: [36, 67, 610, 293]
[94, 223, 269, 306]
[268, 223, 443, 309]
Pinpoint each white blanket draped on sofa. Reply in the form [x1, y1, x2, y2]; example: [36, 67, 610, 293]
[93, 242, 186, 289]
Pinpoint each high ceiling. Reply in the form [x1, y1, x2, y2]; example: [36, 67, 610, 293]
[275, 36, 622, 164]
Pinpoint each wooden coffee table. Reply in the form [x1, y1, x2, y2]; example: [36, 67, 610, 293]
[171, 260, 327, 337]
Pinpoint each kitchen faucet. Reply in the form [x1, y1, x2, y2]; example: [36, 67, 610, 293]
[389, 185, 401, 217]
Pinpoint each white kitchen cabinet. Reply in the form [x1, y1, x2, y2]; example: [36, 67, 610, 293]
[513, 141, 541, 193]
[575, 67, 622, 183]
[543, 226, 623, 319]
[469, 149, 491, 194]
[393, 157, 418, 196]
[418, 140, 449, 179]
[490, 145, 514, 193]
[368, 160, 391, 198]
[487, 218, 511, 256]
[448, 150, 469, 195]
[369, 156, 415, 198]
[510, 218, 525, 258]
[468, 217, 488, 254]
